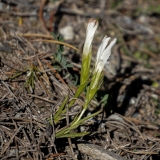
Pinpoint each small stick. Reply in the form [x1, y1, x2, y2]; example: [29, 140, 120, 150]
[77, 140, 125, 160]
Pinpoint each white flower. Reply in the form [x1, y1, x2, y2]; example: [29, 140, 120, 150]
[95, 36, 117, 73]
[83, 19, 98, 56]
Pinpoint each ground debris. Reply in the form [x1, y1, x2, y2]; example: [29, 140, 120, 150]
[0, 0, 160, 159]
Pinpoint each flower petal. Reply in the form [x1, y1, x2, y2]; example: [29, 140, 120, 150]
[102, 38, 117, 64]
[96, 37, 110, 63]
[83, 19, 98, 55]
[95, 37, 117, 73]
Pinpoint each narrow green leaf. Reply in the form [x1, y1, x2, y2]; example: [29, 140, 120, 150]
[78, 110, 102, 125]
[54, 95, 69, 123]
[56, 132, 89, 138]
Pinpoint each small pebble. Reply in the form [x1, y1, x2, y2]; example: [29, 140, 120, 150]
[80, 126, 86, 132]
[129, 97, 136, 105]
[59, 26, 74, 40]
[108, 114, 125, 123]
[131, 112, 141, 118]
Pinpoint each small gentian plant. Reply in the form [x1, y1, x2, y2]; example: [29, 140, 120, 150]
[74, 36, 117, 123]
[55, 19, 117, 138]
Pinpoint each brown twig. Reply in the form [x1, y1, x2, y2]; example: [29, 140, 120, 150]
[38, 0, 50, 35]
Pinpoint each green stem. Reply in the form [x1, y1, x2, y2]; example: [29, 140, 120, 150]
[72, 108, 86, 126]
